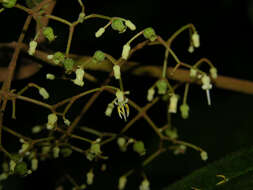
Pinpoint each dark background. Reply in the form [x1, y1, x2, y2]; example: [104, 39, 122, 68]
[0, 0, 253, 189]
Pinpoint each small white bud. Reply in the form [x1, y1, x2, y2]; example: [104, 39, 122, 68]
[200, 151, 208, 161]
[9, 160, 16, 172]
[73, 68, 85, 87]
[192, 32, 200, 48]
[210, 67, 218, 79]
[113, 65, 121, 80]
[95, 27, 105, 38]
[147, 88, 155, 102]
[47, 113, 58, 130]
[117, 137, 127, 152]
[39, 87, 49, 99]
[63, 118, 71, 126]
[28, 40, 37, 55]
[121, 44, 131, 60]
[31, 158, 38, 171]
[189, 68, 197, 78]
[46, 73, 55, 80]
[173, 145, 187, 155]
[53, 146, 60, 158]
[86, 170, 94, 185]
[105, 103, 114, 117]
[188, 45, 194, 53]
[32, 125, 42, 134]
[118, 176, 127, 190]
[168, 94, 179, 113]
[47, 54, 53, 60]
[125, 20, 136, 31]
[139, 179, 150, 190]
[201, 75, 212, 90]
[19, 141, 29, 154]
[78, 12, 85, 23]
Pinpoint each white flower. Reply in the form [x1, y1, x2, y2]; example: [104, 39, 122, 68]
[200, 151, 208, 161]
[28, 40, 37, 55]
[86, 170, 94, 185]
[95, 27, 105, 38]
[39, 87, 49, 99]
[147, 88, 155, 102]
[118, 176, 127, 190]
[47, 113, 58, 130]
[73, 68, 85, 87]
[192, 32, 200, 48]
[53, 146, 60, 158]
[125, 20, 136, 30]
[210, 67, 218, 79]
[114, 90, 130, 120]
[113, 65, 121, 79]
[121, 44, 131, 60]
[139, 179, 150, 190]
[168, 94, 179, 113]
[46, 73, 55, 80]
[190, 68, 197, 78]
[105, 103, 114, 117]
[31, 158, 38, 171]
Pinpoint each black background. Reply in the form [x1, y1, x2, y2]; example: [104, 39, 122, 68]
[0, 0, 253, 189]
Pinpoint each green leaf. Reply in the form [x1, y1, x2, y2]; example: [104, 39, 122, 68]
[163, 146, 253, 190]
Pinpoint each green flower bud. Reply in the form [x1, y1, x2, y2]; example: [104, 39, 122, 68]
[111, 19, 126, 33]
[61, 148, 72, 157]
[143, 27, 157, 41]
[93, 50, 105, 62]
[180, 103, 190, 119]
[43, 27, 55, 42]
[164, 128, 178, 139]
[14, 161, 28, 176]
[63, 58, 75, 72]
[52, 52, 65, 65]
[133, 141, 145, 156]
[156, 79, 167, 95]
[90, 143, 101, 155]
[2, 0, 17, 8]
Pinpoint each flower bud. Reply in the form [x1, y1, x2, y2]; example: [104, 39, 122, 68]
[78, 12, 85, 23]
[188, 45, 194, 53]
[43, 27, 55, 42]
[2, 0, 17, 8]
[73, 68, 85, 87]
[189, 68, 197, 78]
[52, 52, 65, 65]
[61, 148, 72, 157]
[53, 146, 60, 158]
[117, 137, 127, 152]
[105, 103, 114, 117]
[133, 141, 146, 156]
[168, 94, 178, 113]
[113, 65, 121, 79]
[111, 19, 126, 33]
[143, 27, 157, 41]
[93, 50, 105, 62]
[47, 113, 58, 130]
[164, 128, 178, 139]
[39, 87, 49, 99]
[125, 20, 136, 31]
[192, 32, 200, 48]
[63, 58, 75, 72]
[180, 103, 190, 119]
[200, 151, 208, 161]
[121, 44, 131, 60]
[46, 73, 55, 80]
[86, 170, 94, 185]
[31, 158, 38, 171]
[210, 67, 218, 79]
[139, 179, 150, 190]
[156, 79, 167, 95]
[118, 176, 127, 190]
[95, 27, 105, 38]
[147, 88, 155, 102]
[28, 40, 37, 56]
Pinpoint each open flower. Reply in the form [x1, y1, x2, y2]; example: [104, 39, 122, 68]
[114, 90, 130, 121]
